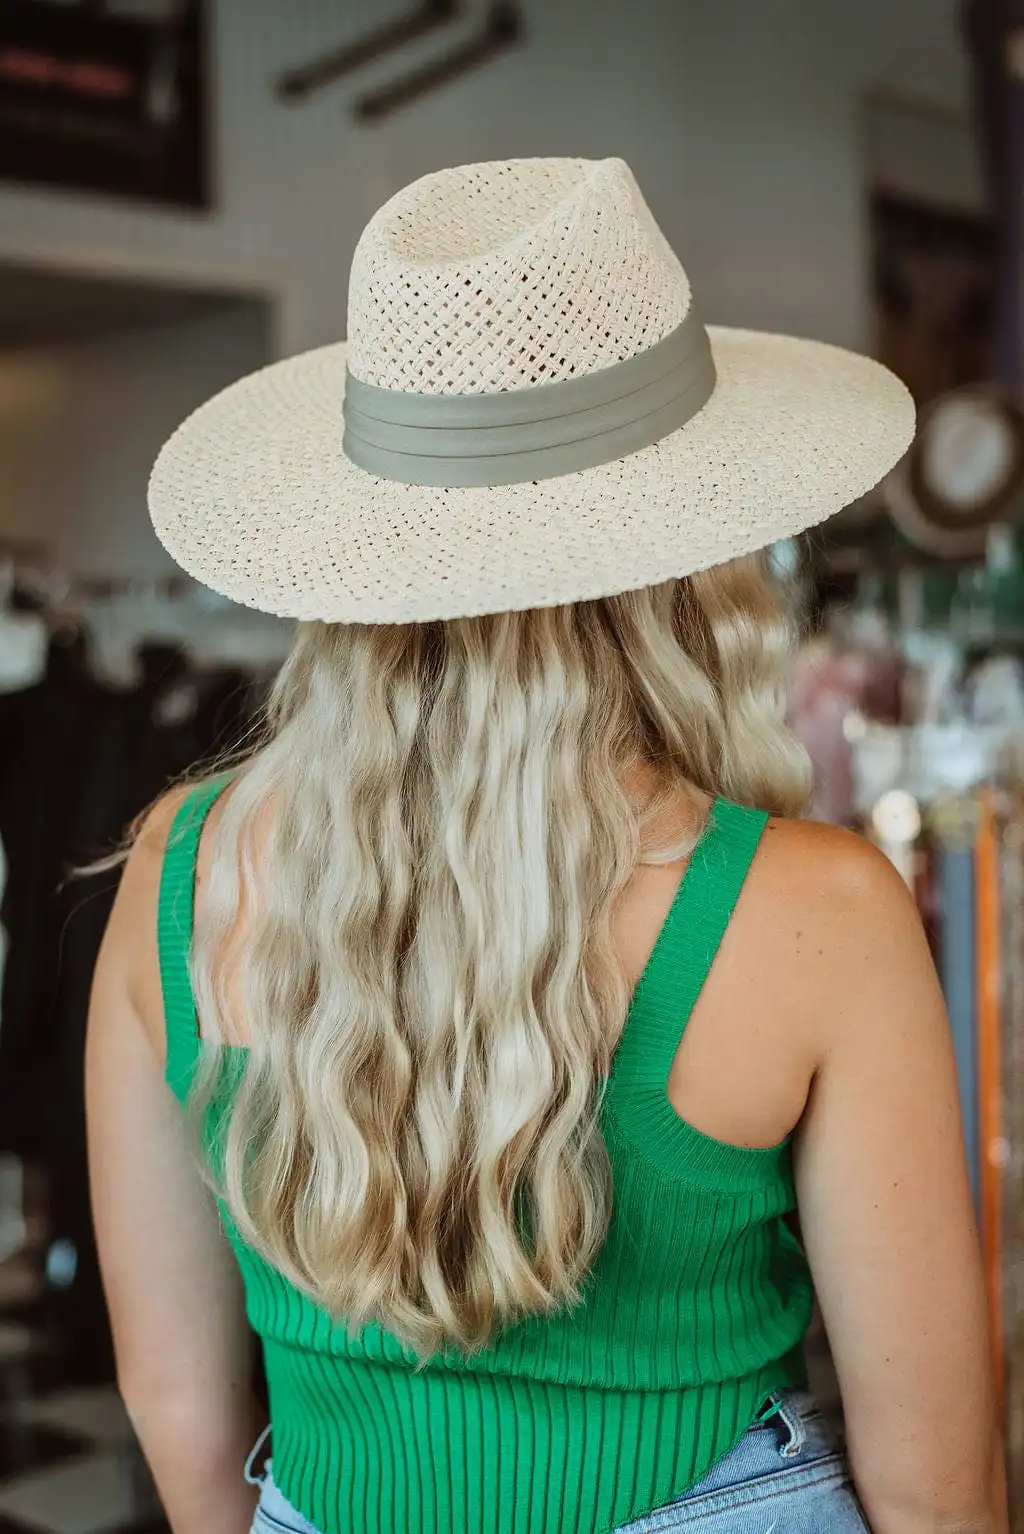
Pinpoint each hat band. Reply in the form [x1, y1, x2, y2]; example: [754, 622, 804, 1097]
[341, 305, 717, 488]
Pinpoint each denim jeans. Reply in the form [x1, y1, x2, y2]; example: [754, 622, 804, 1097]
[248, 1390, 869, 1533]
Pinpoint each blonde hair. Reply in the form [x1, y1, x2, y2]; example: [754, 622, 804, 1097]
[188, 554, 810, 1360]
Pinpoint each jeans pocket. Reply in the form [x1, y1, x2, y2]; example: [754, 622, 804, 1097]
[250, 1474, 322, 1534]
[253, 1506, 304, 1534]
[755, 1389, 838, 1467]
[636, 1391, 848, 1530]
[629, 1453, 864, 1532]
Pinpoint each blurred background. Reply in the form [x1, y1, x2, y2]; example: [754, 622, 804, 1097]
[0, 1, 1020, 1530]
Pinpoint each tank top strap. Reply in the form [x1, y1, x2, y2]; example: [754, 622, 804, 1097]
[158, 776, 232, 1103]
[607, 797, 769, 1096]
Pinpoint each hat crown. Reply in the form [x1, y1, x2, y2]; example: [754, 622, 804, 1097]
[346, 158, 692, 396]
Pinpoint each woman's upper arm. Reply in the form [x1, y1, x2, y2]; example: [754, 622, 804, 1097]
[790, 829, 1005, 1530]
[85, 793, 252, 1415]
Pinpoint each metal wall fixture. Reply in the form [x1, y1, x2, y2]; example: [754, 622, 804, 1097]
[275, 0, 523, 122]
[353, 3, 522, 122]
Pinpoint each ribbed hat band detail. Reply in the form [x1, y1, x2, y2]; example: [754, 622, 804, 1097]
[341, 306, 716, 487]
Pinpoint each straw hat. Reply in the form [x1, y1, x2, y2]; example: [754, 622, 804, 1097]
[149, 158, 916, 624]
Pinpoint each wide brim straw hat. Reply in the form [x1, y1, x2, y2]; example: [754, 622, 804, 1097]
[149, 157, 916, 625]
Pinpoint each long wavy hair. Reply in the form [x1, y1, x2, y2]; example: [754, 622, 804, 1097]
[186, 552, 810, 1360]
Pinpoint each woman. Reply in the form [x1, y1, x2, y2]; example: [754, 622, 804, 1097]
[86, 158, 1005, 1534]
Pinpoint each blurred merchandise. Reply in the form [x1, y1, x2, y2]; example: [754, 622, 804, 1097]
[0, 554, 284, 1387]
[938, 837, 979, 1208]
[787, 604, 902, 824]
[0, 1155, 25, 1267]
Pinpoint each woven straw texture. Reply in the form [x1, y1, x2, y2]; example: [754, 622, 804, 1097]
[149, 158, 916, 624]
[347, 159, 690, 392]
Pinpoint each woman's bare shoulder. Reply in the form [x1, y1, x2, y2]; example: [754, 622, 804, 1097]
[115, 784, 200, 930]
[740, 815, 932, 1049]
[131, 783, 197, 859]
[757, 814, 917, 910]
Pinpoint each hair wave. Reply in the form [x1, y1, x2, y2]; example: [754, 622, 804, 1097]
[186, 554, 810, 1359]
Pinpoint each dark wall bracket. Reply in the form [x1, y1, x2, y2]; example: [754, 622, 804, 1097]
[274, 1, 524, 121]
[353, 2, 523, 123]
[276, 0, 461, 103]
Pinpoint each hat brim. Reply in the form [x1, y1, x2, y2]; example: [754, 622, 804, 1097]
[149, 327, 916, 624]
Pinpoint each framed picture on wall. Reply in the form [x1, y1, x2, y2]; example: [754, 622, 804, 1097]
[0, 0, 210, 209]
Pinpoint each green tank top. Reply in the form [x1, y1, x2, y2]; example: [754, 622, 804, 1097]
[159, 783, 813, 1534]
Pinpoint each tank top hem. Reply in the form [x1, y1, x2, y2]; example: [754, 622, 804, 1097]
[266, 1345, 807, 1534]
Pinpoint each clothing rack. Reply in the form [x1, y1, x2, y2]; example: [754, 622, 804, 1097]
[0, 566, 278, 1387]
[0, 549, 292, 685]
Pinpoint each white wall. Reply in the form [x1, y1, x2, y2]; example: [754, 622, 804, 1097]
[0, 0, 972, 573]
[0, 0, 971, 352]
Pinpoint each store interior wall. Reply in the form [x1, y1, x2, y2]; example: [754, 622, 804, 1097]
[0, 0, 974, 575]
[0, 301, 272, 576]
[0, 0, 973, 360]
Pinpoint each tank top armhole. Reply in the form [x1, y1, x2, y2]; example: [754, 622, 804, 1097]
[157, 777, 232, 1104]
[607, 797, 770, 1096]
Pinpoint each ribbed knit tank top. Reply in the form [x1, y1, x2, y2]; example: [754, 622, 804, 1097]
[159, 784, 814, 1534]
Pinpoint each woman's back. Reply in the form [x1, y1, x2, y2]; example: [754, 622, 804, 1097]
[113, 767, 998, 1534]
[158, 786, 810, 1533]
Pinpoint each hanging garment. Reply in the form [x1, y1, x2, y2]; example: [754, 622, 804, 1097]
[0, 633, 99, 1158]
[938, 842, 979, 1210]
[42, 648, 261, 1384]
[0, 603, 48, 1049]
[0, 633, 263, 1382]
